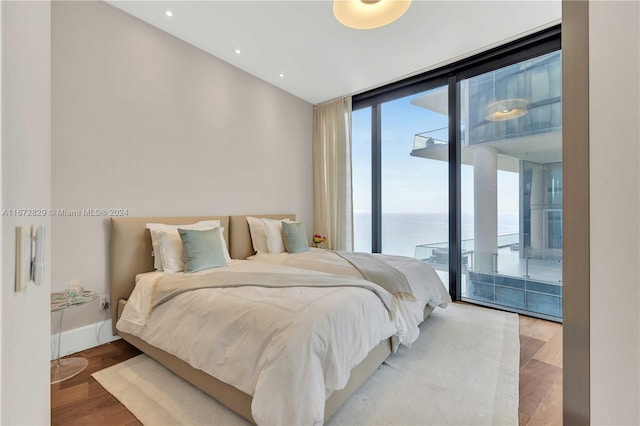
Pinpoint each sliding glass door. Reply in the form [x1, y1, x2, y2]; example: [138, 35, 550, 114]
[458, 51, 563, 319]
[351, 26, 561, 321]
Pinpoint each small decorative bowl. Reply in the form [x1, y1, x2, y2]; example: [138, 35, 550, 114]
[65, 281, 84, 298]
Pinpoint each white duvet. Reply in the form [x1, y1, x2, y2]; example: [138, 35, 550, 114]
[117, 260, 401, 426]
[249, 248, 452, 344]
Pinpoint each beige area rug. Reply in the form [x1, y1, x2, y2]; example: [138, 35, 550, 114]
[93, 303, 519, 425]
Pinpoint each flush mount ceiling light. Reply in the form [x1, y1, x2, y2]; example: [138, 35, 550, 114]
[485, 98, 529, 121]
[333, 0, 412, 30]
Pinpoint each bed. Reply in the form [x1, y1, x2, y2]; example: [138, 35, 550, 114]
[109, 215, 428, 425]
[229, 214, 452, 345]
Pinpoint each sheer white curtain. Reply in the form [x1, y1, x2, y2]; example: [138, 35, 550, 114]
[313, 97, 353, 251]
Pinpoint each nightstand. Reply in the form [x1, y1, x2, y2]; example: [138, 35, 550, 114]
[51, 290, 98, 383]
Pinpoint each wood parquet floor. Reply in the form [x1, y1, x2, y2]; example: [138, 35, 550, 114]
[51, 311, 563, 425]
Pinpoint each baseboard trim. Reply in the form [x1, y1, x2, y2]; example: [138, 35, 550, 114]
[51, 319, 120, 360]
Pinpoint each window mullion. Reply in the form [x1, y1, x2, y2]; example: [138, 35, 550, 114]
[371, 105, 382, 253]
[448, 75, 461, 300]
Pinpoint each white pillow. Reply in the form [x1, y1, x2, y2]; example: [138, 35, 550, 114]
[158, 225, 231, 274]
[219, 227, 232, 263]
[146, 223, 179, 270]
[146, 220, 226, 271]
[262, 218, 291, 254]
[157, 229, 186, 273]
[246, 216, 269, 254]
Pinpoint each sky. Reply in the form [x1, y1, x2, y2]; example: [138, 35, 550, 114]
[351, 88, 521, 217]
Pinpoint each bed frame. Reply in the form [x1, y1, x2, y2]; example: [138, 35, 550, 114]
[110, 214, 427, 424]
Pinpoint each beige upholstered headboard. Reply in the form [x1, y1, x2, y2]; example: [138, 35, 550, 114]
[229, 214, 295, 260]
[109, 216, 229, 334]
[109, 214, 297, 335]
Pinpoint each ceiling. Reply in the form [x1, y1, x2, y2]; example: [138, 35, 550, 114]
[107, 1, 561, 105]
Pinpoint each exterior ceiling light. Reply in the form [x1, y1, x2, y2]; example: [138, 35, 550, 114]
[485, 98, 529, 121]
[333, 0, 412, 30]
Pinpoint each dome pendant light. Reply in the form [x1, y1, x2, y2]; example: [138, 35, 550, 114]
[333, 0, 412, 30]
[485, 98, 529, 121]
[485, 70, 529, 121]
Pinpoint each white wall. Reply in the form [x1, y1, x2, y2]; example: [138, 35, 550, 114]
[589, 1, 640, 424]
[1, 1, 52, 424]
[51, 1, 313, 333]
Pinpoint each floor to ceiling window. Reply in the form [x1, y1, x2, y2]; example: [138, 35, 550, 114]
[351, 26, 562, 321]
[381, 88, 450, 286]
[353, 85, 450, 285]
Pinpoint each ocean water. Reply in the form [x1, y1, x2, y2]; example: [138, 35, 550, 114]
[354, 212, 519, 258]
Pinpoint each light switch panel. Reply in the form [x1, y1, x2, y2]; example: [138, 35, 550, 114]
[15, 226, 32, 291]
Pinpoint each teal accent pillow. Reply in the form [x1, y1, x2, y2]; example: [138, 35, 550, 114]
[178, 227, 227, 273]
[282, 221, 310, 254]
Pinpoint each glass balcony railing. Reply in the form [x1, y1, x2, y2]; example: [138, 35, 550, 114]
[415, 233, 563, 319]
[415, 232, 519, 268]
[412, 127, 449, 151]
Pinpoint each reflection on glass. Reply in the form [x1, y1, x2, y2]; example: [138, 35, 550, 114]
[458, 50, 563, 320]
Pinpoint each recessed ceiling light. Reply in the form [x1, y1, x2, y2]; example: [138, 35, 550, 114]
[165, 10, 173, 17]
[279, 73, 284, 78]
[235, 49, 241, 54]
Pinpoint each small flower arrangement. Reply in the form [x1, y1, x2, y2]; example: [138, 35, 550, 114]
[312, 234, 326, 248]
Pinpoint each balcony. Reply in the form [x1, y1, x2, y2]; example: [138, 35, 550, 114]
[415, 234, 562, 320]
[409, 127, 450, 162]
